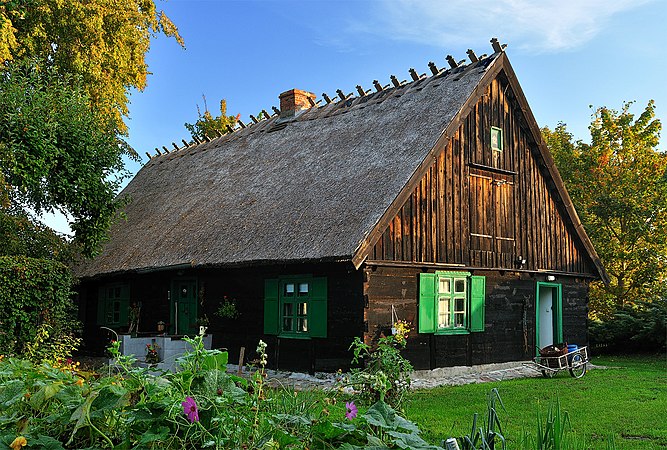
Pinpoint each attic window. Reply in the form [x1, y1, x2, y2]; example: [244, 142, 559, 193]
[491, 127, 503, 152]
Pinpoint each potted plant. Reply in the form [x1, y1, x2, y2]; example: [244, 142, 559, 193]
[145, 342, 160, 364]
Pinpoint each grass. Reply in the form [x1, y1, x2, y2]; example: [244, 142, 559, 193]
[404, 354, 667, 449]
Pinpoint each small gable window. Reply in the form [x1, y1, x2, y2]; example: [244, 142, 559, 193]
[97, 283, 130, 327]
[264, 276, 327, 338]
[418, 272, 485, 335]
[491, 126, 503, 152]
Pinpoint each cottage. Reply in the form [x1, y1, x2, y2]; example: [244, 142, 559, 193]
[76, 39, 608, 372]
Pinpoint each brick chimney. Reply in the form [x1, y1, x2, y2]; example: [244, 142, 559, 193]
[279, 89, 316, 117]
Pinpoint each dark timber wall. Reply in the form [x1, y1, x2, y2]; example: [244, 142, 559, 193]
[363, 265, 589, 370]
[370, 72, 595, 276]
[79, 262, 364, 372]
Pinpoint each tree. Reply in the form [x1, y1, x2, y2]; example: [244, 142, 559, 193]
[543, 101, 667, 318]
[0, 60, 129, 257]
[185, 96, 240, 141]
[0, 0, 183, 136]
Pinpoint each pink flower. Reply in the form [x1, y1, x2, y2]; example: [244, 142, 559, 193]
[345, 401, 357, 420]
[181, 396, 199, 423]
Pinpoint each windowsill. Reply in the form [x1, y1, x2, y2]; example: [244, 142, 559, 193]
[435, 328, 471, 336]
[278, 333, 311, 340]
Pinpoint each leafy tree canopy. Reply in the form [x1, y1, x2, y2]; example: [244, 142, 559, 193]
[0, 60, 129, 257]
[543, 101, 666, 318]
[0, 0, 183, 136]
[185, 96, 240, 141]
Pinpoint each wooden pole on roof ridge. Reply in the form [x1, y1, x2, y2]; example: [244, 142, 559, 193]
[490, 37, 503, 53]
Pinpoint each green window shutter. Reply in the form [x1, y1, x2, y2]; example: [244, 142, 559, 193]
[308, 277, 328, 338]
[97, 287, 106, 325]
[470, 276, 486, 332]
[263, 279, 280, 335]
[418, 273, 437, 333]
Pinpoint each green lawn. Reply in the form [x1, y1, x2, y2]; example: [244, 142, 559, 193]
[405, 354, 667, 449]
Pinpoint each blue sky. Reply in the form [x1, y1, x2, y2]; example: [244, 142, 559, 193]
[44, 0, 666, 233]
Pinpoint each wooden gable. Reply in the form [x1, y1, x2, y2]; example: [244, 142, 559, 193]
[355, 55, 605, 280]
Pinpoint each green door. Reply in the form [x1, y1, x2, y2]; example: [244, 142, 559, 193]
[171, 280, 198, 335]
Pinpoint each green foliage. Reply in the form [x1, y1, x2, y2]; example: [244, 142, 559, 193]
[0, 337, 445, 449]
[589, 299, 667, 352]
[518, 397, 592, 450]
[185, 97, 240, 141]
[1, 0, 183, 134]
[0, 59, 130, 257]
[460, 388, 506, 450]
[346, 334, 414, 409]
[543, 101, 667, 317]
[0, 256, 78, 361]
[0, 210, 72, 262]
[215, 296, 240, 320]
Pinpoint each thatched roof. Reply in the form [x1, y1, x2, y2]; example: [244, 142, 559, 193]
[77, 47, 607, 283]
[77, 53, 500, 278]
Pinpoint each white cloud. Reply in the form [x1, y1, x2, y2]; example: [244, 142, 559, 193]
[357, 0, 654, 53]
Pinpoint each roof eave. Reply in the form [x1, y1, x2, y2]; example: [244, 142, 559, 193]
[77, 255, 354, 281]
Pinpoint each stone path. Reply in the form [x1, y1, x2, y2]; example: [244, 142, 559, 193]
[228, 360, 601, 391]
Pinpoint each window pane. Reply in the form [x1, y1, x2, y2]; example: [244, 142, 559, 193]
[439, 278, 451, 294]
[283, 317, 293, 332]
[454, 313, 465, 328]
[297, 318, 308, 332]
[454, 279, 466, 293]
[298, 283, 309, 296]
[438, 297, 450, 328]
[491, 127, 502, 151]
[284, 283, 295, 296]
[283, 303, 293, 316]
[297, 302, 307, 315]
[455, 297, 465, 312]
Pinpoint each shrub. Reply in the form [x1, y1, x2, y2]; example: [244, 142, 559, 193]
[589, 300, 666, 353]
[0, 256, 80, 361]
[346, 329, 414, 410]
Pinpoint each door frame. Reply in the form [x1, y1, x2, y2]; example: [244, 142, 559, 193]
[170, 278, 198, 335]
[535, 282, 563, 354]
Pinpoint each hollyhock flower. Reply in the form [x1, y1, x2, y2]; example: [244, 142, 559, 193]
[181, 396, 199, 423]
[345, 401, 358, 420]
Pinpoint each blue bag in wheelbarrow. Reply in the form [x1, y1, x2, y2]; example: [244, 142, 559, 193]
[567, 344, 579, 363]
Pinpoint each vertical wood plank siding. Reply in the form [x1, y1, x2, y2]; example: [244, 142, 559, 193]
[371, 73, 594, 276]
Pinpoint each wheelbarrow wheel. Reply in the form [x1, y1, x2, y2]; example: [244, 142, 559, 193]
[541, 369, 556, 378]
[569, 354, 587, 378]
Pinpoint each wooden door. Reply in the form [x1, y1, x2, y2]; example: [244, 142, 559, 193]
[469, 168, 515, 268]
[172, 280, 198, 335]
